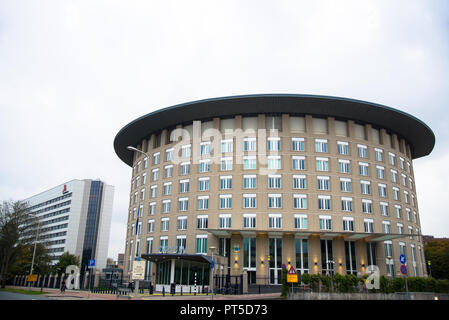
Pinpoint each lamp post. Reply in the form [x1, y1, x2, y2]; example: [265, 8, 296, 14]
[209, 246, 216, 300]
[127, 146, 149, 298]
[29, 221, 41, 288]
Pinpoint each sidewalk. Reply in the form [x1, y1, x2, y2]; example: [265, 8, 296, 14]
[6, 286, 282, 300]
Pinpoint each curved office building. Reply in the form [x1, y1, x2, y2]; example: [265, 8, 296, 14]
[114, 94, 434, 291]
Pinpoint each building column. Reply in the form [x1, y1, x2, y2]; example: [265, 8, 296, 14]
[333, 237, 346, 275]
[256, 234, 268, 284]
[308, 235, 321, 275]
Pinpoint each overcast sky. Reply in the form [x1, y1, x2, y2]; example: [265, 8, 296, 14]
[1, 0, 448, 261]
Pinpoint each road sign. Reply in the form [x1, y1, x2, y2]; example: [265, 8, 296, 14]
[400, 264, 408, 275]
[287, 265, 298, 283]
[132, 260, 146, 280]
[88, 259, 95, 268]
[211, 260, 215, 269]
[399, 254, 407, 265]
[27, 274, 38, 282]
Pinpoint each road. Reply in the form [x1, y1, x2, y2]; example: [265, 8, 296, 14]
[0, 290, 53, 300]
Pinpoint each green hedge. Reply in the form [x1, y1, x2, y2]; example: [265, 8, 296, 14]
[282, 271, 449, 296]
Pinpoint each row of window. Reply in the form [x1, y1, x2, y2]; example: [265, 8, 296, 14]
[133, 139, 412, 174]
[133, 214, 420, 237]
[134, 177, 416, 206]
[132, 195, 418, 223]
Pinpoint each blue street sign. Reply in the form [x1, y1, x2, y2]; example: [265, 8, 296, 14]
[399, 254, 407, 264]
[88, 259, 95, 268]
[400, 264, 408, 275]
[211, 261, 215, 269]
[134, 257, 141, 261]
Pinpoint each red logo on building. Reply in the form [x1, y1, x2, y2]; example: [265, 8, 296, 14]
[62, 184, 68, 194]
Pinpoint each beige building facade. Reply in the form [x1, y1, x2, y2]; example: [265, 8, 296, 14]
[114, 95, 434, 291]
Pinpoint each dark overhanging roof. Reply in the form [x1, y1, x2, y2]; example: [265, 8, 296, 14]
[114, 94, 435, 166]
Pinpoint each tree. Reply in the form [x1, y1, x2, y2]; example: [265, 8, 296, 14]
[424, 239, 449, 279]
[0, 201, 36, 288]
[52, 252, 80, 275]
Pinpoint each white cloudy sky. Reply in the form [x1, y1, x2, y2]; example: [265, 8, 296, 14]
[1, 0, 448, 261]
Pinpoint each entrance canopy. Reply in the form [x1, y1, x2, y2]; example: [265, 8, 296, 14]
[141, 253, 213, 264]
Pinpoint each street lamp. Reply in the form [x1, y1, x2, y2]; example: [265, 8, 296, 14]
[29, 221, 41, 288]
[127, 146, 150, 159]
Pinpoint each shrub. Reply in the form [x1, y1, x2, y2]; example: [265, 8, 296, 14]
[436, 279, 449, 293]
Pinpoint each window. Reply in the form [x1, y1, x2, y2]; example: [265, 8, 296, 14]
[243, 156, 257, 170]
[149, 202, 156, 215]
[164, 165, 173, 178]
[292, 137, 305, 151]
[343, 217, 354, 232]
[400, 157, 405, 170]
[243, 175, 256, 189]
[267, 137, 281, 151]
[397, 223, 404, 234]
[243, 194, 257, 208]
[382, 221, 391, 234]
[178, 198, 188, 211]
[161, 218, 169, 232]
[339, 160, 350, 174]
[268, 175, 282, 189]
[177, 216, 187, 230]
[196, 235, 208, 254]
[374, 148, 383, 162]
[143, 157, 148, 169]
[406, 208, 411, 221]
[337, 141, 349, 155]
[165, 148, 174, 161]
[318, 196, 331, 210]
[220, 175, 232, 189]
[220, 157, 233, 171]
[179, 179, 190, 193]
[180, 162, 190, 175]
[243, 137, 257, 151]
[243, 214, 256, 228]
[159, 237, 168, 253]
[364, 219, 374, 233]
[293, 194, 307, 209]
[380, 202, 389, 216]
[292, 156, 306, 170]
[199, 159, 211, 173]
[197, 196, 209, 210]
[319, 215, 332, 230]
[294, 214, 308, 229]
[393, 187, 399, 200]
[384, 241, 394, 277]
[316, 157, 329, 171]
[317, 176, 330, 191]
[142, 173, 147, 185]
[181, 144, 191, 158]
[341, 197, 353, 212]
[360, 180, 371, 195]
[150, 185, 157, 198]
[293, 175, 306, 189]
[315, 139, 328, 153]
[177, 236, 187, 254]
[395, 205, 402, 219]
[389, 152, 396, 166]
[148, 219, 154, 233]
[359, 162, 369, 176]
[401, 174, 407, 186]
[378, 184, 387, 197]
[268, 214, 282, 229]
[198, 177, 210, 191]
[221, 139, 233, 153]
[152, 168, 159, 181]
[219, 214, 232, 229]
[163, 182, 172, 195]
[153, 152, 160, 165]
[295, 238, 309, 274]
[340, 178, 352, 192]
[197, 215, 208, 229]
[357, 144, 368, 158]
[376, 166, 385, 179]
[362, 199, 372, 214]
[200, 142, 211, 155]
[268, 194, 282, 208]
[162, 200, 171, 213]
[391, 170, 398, 183]
[219, 194, 232, 209]
[268, 156, 281, 169]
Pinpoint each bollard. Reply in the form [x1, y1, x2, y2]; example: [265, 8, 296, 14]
[180, 286, 183, 296]
[162, 286, 165, 297]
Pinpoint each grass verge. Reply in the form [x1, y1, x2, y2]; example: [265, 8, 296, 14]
[0, 288, 47, 295]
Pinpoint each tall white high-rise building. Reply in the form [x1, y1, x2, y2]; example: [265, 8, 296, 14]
[23, 179, 114, 272]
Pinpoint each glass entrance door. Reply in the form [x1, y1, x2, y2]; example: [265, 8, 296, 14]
[269, 238, 282, 284]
